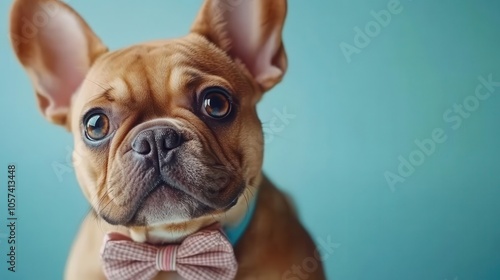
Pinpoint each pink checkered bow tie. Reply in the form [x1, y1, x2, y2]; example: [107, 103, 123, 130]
[100, 227, 238, 280]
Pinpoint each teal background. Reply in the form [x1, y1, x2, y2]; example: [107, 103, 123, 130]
[1, 0, 500, 279]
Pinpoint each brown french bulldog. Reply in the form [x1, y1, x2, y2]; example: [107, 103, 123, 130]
[10, 0, 326, 279]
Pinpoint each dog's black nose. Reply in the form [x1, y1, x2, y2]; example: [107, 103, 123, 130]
[132, 127, 182, 155]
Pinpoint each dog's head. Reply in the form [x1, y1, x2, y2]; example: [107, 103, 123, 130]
[10, 0, 287, 237]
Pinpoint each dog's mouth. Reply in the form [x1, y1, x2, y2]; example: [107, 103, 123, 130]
[100, 177, 245, 227]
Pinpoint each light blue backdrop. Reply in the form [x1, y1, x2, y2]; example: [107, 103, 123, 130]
[1, 0, 499, 279]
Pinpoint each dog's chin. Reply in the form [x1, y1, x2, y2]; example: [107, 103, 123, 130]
[129, 186, 215, 227]
[100, 183, 242, 227]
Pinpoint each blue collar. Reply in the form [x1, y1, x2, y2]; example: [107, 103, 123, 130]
[223, 195, 257, 246]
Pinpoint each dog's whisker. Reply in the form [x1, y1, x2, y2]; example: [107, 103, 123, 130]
[84, 78, 110, 91]
[242, 192, 250, 213]
[94, 188, 115, 211]
[94, 188, 118, 223]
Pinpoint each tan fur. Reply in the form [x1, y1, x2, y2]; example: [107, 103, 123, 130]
[10, 0, 325, 279]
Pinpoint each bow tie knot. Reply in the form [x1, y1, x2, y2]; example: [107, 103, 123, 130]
[100, 227, 238, 280]
[156, 245, 178, 271]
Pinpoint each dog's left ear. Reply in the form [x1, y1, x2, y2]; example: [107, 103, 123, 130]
[191, 0, 287, 92]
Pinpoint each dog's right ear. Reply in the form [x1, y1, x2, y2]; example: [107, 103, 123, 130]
[10, 0, 107, 127]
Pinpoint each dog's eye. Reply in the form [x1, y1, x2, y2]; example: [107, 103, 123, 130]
[85, 113, 110, 141]
[202, 88, 232, 119]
